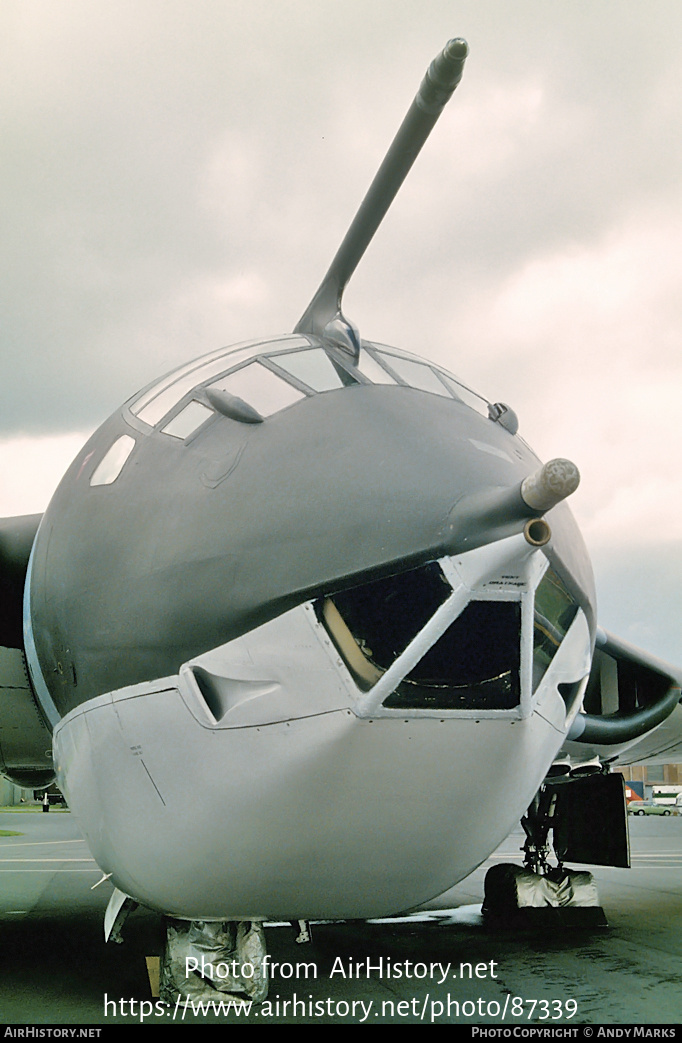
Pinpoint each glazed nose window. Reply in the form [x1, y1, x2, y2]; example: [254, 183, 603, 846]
[318, 562, 451, 691]
[382, 600, 521, 710]
[318, 562, 522, 710]
[532, 568, 579, 692]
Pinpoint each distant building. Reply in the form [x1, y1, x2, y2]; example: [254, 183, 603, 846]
[613, 763, 682, 785]
[613, 764, 682, 803]
[0, 777, 30, 805]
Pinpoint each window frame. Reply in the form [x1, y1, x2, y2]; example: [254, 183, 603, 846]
[312, 551, 586, 721]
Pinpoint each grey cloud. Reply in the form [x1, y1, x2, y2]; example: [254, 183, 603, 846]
[2, 2, 680, 429]
[2, 0, 681, 664]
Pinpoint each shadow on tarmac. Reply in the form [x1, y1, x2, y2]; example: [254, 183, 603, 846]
[1, 813, 681, 1024]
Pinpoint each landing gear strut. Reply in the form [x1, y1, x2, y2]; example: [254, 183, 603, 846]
[483, 779, 607, 927]
[160, 918, 268, 1004]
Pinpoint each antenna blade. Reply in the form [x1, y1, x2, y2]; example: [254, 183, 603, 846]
[295, 38, 468, 341]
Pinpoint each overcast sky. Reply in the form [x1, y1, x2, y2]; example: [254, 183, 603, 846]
[1, 1, 681, 662]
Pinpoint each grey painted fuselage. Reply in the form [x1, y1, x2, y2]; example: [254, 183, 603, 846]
[17, 333, 598, 920]
[9, 38, 617, 923]
[27, 338, 594, 717]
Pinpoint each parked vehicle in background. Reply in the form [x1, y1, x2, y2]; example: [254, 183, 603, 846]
[628, 800, 672, 816]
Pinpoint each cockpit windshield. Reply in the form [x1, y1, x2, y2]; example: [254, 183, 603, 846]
[128, 337, 493, 438]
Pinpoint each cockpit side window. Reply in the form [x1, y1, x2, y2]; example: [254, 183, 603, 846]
[129, 336, 310, 427]
[161, 401, 214, 439]
[533, 568, 579, 691]
[209, 361, 306, 417]
[369, 347, 490, 416]
[130, 335, 495, 435]
[90, 435, 136, 486]
[436, 372, 490, 417]
[355, 350, 398, 385]
[376, 352, 452, 398]
[267, 348, 345, 392]
[131, 343, 269, 425]
[134, 351, 255, 427]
